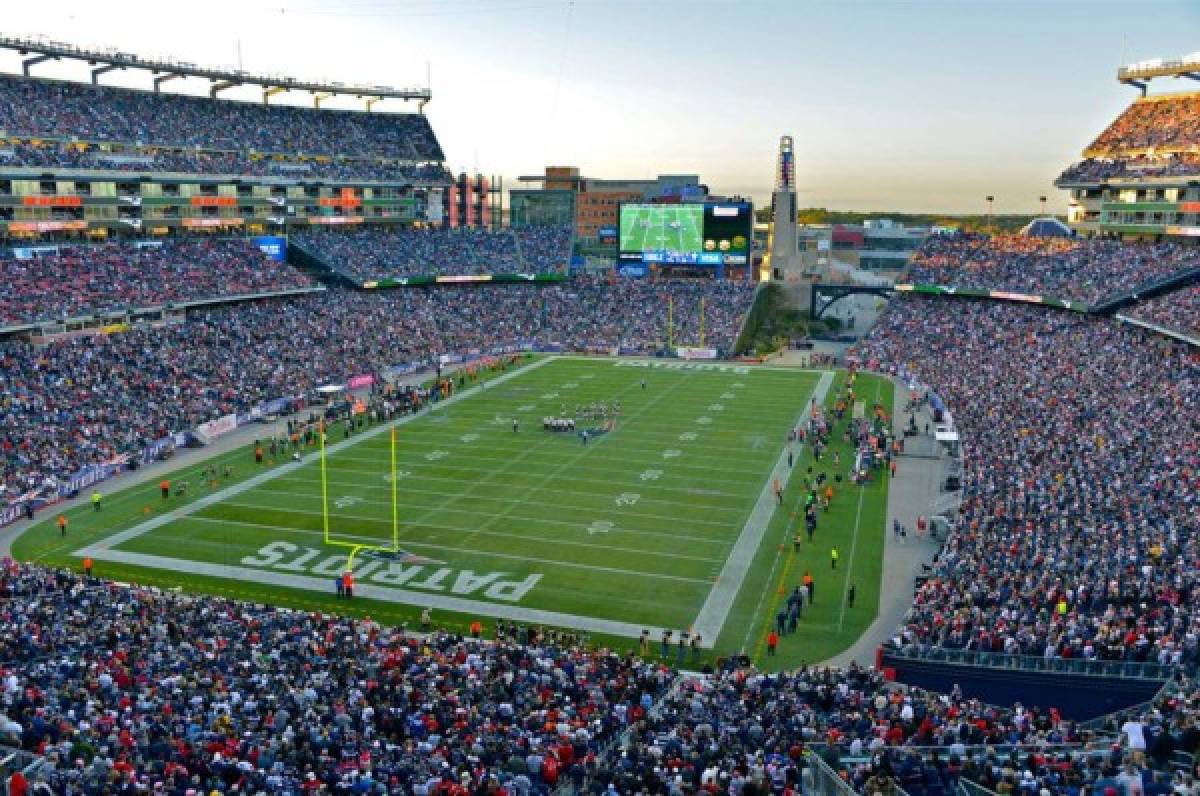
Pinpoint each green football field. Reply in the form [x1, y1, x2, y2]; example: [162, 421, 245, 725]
[14, 356, 891, 667]
[620, 205, 704, 256]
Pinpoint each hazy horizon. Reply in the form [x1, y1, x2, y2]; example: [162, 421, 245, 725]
[1, 0, 1196, 214]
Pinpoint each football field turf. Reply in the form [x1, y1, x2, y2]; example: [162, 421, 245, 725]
[619, 205, 704, 256]
[15, 356, 891, 665]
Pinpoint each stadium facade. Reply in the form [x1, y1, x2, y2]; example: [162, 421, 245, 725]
[0, 37, 449, 242]
[1057, 53, 1200, 241]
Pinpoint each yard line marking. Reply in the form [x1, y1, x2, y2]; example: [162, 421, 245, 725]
[212, 501, 724, 563]
[464, 370, 702, 545]
[691, 370, 835, 645]
[398, 377, 651, 552]
[231, 489, 735, 544]
[260, 479, 745, 531]
[171, 517, 712, 584]
[73, 356, 557, 557]
[331, 452, 766, 480]
[281, 469, 750, 513]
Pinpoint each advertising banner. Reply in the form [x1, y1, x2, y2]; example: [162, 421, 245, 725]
[252, 236, 287, 262]
[196, 413, 237, 442]
[677, 347, 719, 360]
[347, 374, 375, 390]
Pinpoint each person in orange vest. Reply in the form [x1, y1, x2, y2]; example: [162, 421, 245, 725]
[342, 569, 353, 599]
[766, 630, 779, 656]
[255, 445, 264, 465]
[469, 619, 482, 639]
[57, 514, 67, 537]
[82, 556, 93, 577]
[160, 479, 171, 500]
[803, 571, 814, 603]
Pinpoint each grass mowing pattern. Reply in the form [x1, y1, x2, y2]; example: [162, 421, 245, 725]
[13, 358, 891, 663]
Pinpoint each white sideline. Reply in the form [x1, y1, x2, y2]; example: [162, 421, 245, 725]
[75, 356, 556, 556]
[78, 548, 653, 640]
[689, 370, 835, 645]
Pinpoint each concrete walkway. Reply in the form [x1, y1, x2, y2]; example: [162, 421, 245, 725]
[824, 380, 946, 667]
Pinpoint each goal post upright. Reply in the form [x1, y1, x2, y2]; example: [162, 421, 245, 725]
[391, 426, 400, 552]
[319, 419, 330, 545]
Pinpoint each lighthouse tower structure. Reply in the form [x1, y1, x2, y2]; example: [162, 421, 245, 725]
[764, 135, 804, 283]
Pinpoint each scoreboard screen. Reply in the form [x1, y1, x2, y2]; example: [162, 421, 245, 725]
[618, 201, 752, 267]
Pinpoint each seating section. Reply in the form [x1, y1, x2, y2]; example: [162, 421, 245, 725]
[0, 562, 672, 794]
[1, 562, 1195, 794]
[1059, 93, 1200, 181]
[1124, 283, 1200, 339]
[292, 225, 574, 279]
[851, 297, 1200, 669]
[1086, 94, 1200, 154]
[0, 278, 753, 499]
[907, 234, 1200, 305]
[515, 224, 573, 273]
[0, 75, 443, 161]
[0, 239, 315, 326]
[1058, 153, 1200, 182]
[0, 140, 447, 183]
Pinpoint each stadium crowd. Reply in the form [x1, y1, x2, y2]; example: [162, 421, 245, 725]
[0, 75, 443, 161]
[1057, 153, 1200, 182]
[294, 227, 520, 278]
[0, 141, 445, 183]
[2, 559, 1197, 795]
[0, 561, 674, 795]
[515, 225, 573, 273]
[0, 239, 314, 326]
[0, 278, 752, 503]
[907, 234, 1200, 305]
[292, 226, 574, 279]
[851, 297, 1200, 672]
[1087, 94, 1200, 154]
[1125, 284, 1200, 340]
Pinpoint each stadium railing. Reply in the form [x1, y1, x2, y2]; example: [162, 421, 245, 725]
[883, 644, 1179, 680]
[957, 779, 1000, 796]
[807, 750, 860, 796]
[0, 746, 45, 796]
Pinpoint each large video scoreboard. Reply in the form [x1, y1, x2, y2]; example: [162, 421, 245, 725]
[618, 201, 752, 269]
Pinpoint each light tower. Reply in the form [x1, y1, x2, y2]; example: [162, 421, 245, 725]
[764, 136, 803, 282]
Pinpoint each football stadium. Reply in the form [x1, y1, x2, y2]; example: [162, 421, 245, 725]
[0, 6, 1198, 796]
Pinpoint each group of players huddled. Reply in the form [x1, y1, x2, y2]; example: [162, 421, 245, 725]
[543, 399, 621, 433]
